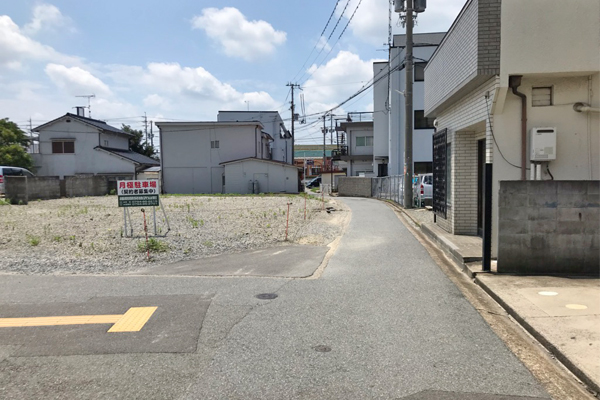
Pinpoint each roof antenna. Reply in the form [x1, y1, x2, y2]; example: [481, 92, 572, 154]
[76, 94, 95, 118]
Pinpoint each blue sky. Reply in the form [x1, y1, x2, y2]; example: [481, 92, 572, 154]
[0, 0, 465, 144]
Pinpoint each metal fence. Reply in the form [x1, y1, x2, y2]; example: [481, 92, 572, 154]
[372, 175, 404, 206]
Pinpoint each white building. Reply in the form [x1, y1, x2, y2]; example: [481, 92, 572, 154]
[157, 120, 299, 194]
[333, 118, 375, 177]
[425, 0, 600, 252]
[217, 111, 293, 164]
[374, 32, 445, 177]
[32, 112, 159, 179]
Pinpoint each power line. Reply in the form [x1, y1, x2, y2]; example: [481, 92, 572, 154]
[298, 0, 364, 85]
[290, 0, 341, 83]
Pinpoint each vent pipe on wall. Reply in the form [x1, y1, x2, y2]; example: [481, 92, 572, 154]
[509, 75, 527, 181]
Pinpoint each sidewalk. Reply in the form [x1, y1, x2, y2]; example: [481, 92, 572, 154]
[402, 207, 600, 395]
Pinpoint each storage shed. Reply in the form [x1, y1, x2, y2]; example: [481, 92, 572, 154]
[221, 158, 299, 194]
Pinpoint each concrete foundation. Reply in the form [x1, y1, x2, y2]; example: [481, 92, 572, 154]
[498, 180, 599, 275]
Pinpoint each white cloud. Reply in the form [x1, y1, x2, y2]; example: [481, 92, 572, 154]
[45, 64, 111, 96]
[336, 0, 464, 46]
[191, 7, 286, 62]
[304, 51, 374, 105]
[0, 15, 80, 68]
[143, 94, 170, 109]
[107, 62, 279, 112]
[23, 4, 74, 35]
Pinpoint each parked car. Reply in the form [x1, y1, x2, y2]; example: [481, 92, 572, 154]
[0, 166, 35, 195]
[413, 173, 433, 207]
[305, 176, 321, 189]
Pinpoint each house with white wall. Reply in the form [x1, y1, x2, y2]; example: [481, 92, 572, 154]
[373, 32, 445, 177]
[424, 0, 600, 254]
[333, 118, 375, 177]
[157, 120, 298, 194]
[32, 111, 159, 179]
[217, 111, 293, 164]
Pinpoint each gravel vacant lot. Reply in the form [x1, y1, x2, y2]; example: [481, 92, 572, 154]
[0, 194, 348, 275]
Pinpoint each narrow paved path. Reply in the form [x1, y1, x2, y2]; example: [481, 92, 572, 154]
[0, 197, 550, 399]
[184, 197, 549, 399]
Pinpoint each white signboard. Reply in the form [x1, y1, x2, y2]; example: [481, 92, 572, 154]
[117, 180, 159, 207]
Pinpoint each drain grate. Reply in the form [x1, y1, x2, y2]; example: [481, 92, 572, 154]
[255, 293, 278, 300]
[313, 345, 332, 353]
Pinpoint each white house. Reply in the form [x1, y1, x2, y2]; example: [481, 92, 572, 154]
[217, 111, 293, 164]
[157, 120, 299, 194]
[424, 0, 600, 253]
[32, 111, 159, 179]
[373, 32, 445, 177]
[333, 118, 375, 177]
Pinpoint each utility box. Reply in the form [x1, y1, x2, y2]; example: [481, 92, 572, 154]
[394, 0, 426, 13]
[530, 127, 557, 161]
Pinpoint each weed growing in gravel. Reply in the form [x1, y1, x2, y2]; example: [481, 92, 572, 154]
[187, 216, 200, 228]
[137, 238, 169, 253]
[0, 199, 9, 206]
[27, 235, 40, 246]
[202, 241, 214, 248]
[52, 236, 62, 242]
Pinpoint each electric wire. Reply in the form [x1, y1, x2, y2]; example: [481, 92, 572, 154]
[290, 0, 341, 83]
[484, 95, 529, 171]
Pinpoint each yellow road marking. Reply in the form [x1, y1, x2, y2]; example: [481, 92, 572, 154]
[0, 307, 157, 333]
[108, 307, 157, 333]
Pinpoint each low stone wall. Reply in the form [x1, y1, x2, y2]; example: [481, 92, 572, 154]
[4, 175, 111, 204]
[65, 176, 109, 197]
[338, 177, 373, 197]
[498, 180, 599, 276]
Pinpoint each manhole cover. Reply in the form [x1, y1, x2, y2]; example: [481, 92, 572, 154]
[313, 345, 331, 353]
[255, 293, 278, 300]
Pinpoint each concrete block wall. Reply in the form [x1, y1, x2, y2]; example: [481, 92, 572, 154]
[65, 176, 109, 197]
[4, 175, 111, 203]
[338, 177, 373, 198]
[4, 176, 29, 204]
[498, 180, 600, 275]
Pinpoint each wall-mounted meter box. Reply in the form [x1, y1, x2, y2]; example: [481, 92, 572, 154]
[530, 127, 557, 161]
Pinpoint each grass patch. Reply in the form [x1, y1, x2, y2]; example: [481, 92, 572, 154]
[0, 199, 10, 206]
[202, 241, 214, 248]
[137, 238, 169, 253]
[27, 235, 41, 246]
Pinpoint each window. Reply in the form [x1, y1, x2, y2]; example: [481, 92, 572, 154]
[532, 87, 552, 107]
[414, 110, 435, 129]
[211, 140, 220, 149]
[414, 63, 426, 82]
[103, 140, 109, 147]
[356, 136, 373, 146]
[52, 141, 75, 154]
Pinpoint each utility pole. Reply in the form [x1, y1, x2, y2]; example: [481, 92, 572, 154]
[403, 0, 414, 208]
[321, 114, 327, 174]
[287, 83, 301, 166]
[143, 112, 148, 147]
[28, 117, 33, 153]
[149, 121, 153, 148]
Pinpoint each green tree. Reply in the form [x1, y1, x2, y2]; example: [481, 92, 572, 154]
[0, 118, 33, 170]
[121, 124, 158, 160]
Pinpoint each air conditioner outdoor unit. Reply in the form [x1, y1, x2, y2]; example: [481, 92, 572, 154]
[530, 127, 557, 161]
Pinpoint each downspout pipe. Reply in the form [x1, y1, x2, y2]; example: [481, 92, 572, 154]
[509, 75, 527, 181]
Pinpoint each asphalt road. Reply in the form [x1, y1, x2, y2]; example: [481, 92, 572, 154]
[0, 197, 550, 399]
